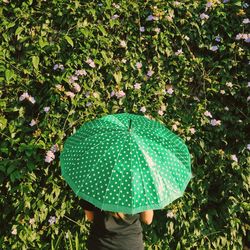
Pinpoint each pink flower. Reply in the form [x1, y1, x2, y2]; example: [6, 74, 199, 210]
[147, 70, 154, 77]
[116, 90, 126, 98]
[29, 119, 37, 126]
[65, 91, 75, 98]
[72, 82, 81, 93]
[45, 150, 55, 163]
[146, 15, 156, 21]
[136, 62, 142, 69]
[175, 49, 183, 55]
[167, 88, 174, 94]
[50, 144, 59, 153]
[19, 92, 29, 101]
[120, 40, 127, 48]
[111, 14, 119, 19]
[134, 83, 141, 89]
[44, 107, 50, 112]
[204, 111, 212, 118]
[110, 90, 115, 97]
[140, 26, 145, 32]
[75, 69, 87, 76]
[189, 128, 196, 134]
[86, 58, 96, 68]
[140, 106, 146, 113]
[210, 119, 221, 126]
[158, 110, 164, 116]
[200, 13, 209, 20]
[230, 154, 238, 162]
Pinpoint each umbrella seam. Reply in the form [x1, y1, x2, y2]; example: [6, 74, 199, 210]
[131, 134, 153, 211]
[101, 136, 127, 211]
[112, 134, 131, 212]
[76, 131, 124, 196]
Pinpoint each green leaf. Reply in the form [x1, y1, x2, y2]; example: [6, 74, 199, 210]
[0, 116, 7, 130]
[113, 71, 122, 84]
[15, 27, 24, 36]
[32, 55, 39, 70]
[5, 69, 15, 82]
[98, 25, 107, 36]
[64, 35, 74, 47]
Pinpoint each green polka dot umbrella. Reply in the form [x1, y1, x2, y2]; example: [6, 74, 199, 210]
[60, 112, 192, 214]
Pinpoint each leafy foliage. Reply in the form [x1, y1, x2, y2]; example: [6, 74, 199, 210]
[0, 0, 249, 249]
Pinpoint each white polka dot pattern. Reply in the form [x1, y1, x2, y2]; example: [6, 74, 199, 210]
[60, 112, 192, 214]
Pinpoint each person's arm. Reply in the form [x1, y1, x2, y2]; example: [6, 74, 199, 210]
[84, 210, 94, 222]
[140, 210, 154, 225]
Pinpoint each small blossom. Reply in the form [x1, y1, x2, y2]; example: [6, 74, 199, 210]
[223, 0, 230, 3]
[140, 26, 145, 32]
[200, 13, 209, 20]
[112, 3, 120, 8]
[230, 154, 238, 162]
[19, 92, 29, 101]
[86, 58, 96, 68]
[48, 216, 56, 225]
[93, 92, 99, 98]
[121, 59, 127, 63]
[29, 119, 37, 127]
[86, 102, 92, 107]
[204, 111, 212, 118]
[220, 90, 225, 94]
[247, 144, 250, 151]
[136, 62, 142, 69]
[72, 82, 81, 93]
[50, 144, 59, 153]
[58, 64, 64, 70]
[248, 82, 250, 87]
[55, 84, 63, 91]
[110, 90, 115, 97]
[206, 1, 213, 8]
[193, 96, 200, 101]
[85, 91, 90, 98]
[120, 40, 127, 48]
[65, 232, 69, 239]
[210, 45, 218, 51]
[146, 15, 155, 21]
[11, 228, 17, 235]
[140, 106, 146, 113]
[166, 210, 175, 218]
[167, 88, 174, 95]
[28, 96, 36, 104]
[226, 82, 233, 87]
[173, 1, 181, 6]
[111, 14, 119, 19]
[224, 106, 229, 111]
[175, 48, 183, 55]
[215, 35, 221, 42]
[147, 70, 154, 77]
[45, 150, 55, 163]
[75, 69, 87, 76]
[116, 90, 126, 98]
[65, 91, 75, 98]
[68, 75, 78, 84]
[247, 96, 250, 102]
[53, 64, 59, 70]
[134, 83, 141, 89]
[189, 128, 196, 134]
[29, 218, 35, 225]
[44, 107, 50, 112]
[172, 124, 178, 131]
[210, 119, 221, 126]
[158, 110, 164, 116]
[154, 27, 161, 33]
[243, 18, 250, 24]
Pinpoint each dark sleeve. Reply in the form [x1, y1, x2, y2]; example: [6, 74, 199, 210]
[79, 199, 95, 211]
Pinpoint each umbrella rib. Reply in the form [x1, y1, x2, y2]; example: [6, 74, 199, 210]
[101, 136, 128, 211]
[130, 135, 154, 210]
[75, 131, 124, 194]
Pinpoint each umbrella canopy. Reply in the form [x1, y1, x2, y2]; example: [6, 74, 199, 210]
[60, 112, 192, 214]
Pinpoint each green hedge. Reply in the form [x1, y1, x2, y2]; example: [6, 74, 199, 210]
[0, 0, 249, 249]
